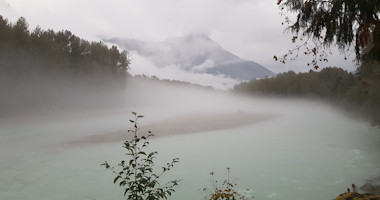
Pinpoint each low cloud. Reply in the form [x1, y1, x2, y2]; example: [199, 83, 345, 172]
[191, 59, 215, 73]
[129, 52, 239, 90]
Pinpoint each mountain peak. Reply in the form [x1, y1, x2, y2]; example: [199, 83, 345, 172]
[107, 34, 275, 81]
[165, 33, 212, 42]
[163, 34, 217, 50]
[185, 33, 212, 41]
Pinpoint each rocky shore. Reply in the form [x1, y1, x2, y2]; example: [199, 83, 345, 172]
[334, 177, 380, 200]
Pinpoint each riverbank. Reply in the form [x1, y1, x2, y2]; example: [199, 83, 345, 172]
[65, 112, 278, 147]
[334, 177, 380, 199]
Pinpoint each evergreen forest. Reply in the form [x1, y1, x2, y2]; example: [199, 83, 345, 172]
[0, 16, 129, 118]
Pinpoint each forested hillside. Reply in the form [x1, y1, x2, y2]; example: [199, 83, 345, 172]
[0, 16, 130, 118]
[234, 66, 380, 125]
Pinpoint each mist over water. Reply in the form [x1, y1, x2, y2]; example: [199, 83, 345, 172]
[1, 80, 379, 200]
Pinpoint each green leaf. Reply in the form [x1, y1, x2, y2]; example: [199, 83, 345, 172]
[148, 181, 156, 188]
[124, 188, 129, 196]
[120, 180, 126, 186]
[132, 112, 137, 115]
[100, 162, 109, 169]
[114, 175, 121, 184]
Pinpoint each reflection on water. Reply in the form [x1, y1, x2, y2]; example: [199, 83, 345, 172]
[0, 96, 379, 200]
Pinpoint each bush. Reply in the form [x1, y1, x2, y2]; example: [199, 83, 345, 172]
[101, 112, 180, 200]
[201, 168, 254, 200]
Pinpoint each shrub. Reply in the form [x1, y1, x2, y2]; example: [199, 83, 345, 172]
[101, 112, 180, 200]
[201, 168, 254, 200]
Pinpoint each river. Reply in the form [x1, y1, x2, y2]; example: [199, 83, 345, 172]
[0, 89, 379, 200]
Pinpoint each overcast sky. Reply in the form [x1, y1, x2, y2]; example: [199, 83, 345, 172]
[0, 0, 357, 88]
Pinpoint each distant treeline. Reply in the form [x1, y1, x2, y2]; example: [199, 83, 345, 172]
[234, 66, 380, 125]
[0, 16, 130, 117]
[133, 74, 214, 90]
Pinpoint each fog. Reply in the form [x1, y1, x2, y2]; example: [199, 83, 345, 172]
[127, 52, 240, 90]
[1, 79, 379, 200]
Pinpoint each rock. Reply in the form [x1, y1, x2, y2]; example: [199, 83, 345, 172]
[360, 183, 375, 194]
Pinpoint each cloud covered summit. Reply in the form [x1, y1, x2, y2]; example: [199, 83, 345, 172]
[105, 34, 275, 89]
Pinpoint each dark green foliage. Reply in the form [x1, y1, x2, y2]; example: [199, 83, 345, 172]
[234, 67, 358, 98]
[201, 168, 254, 200]
[276, 0, 380, 69]
[279, 0, 380, 61]
[0, 16, 129, 76]
[101, 112, 180, 200]
[0, 15, 130, 117]
[234, 66, 380, 125]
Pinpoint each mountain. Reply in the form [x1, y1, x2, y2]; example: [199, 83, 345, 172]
[105, 34, 275, 81]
